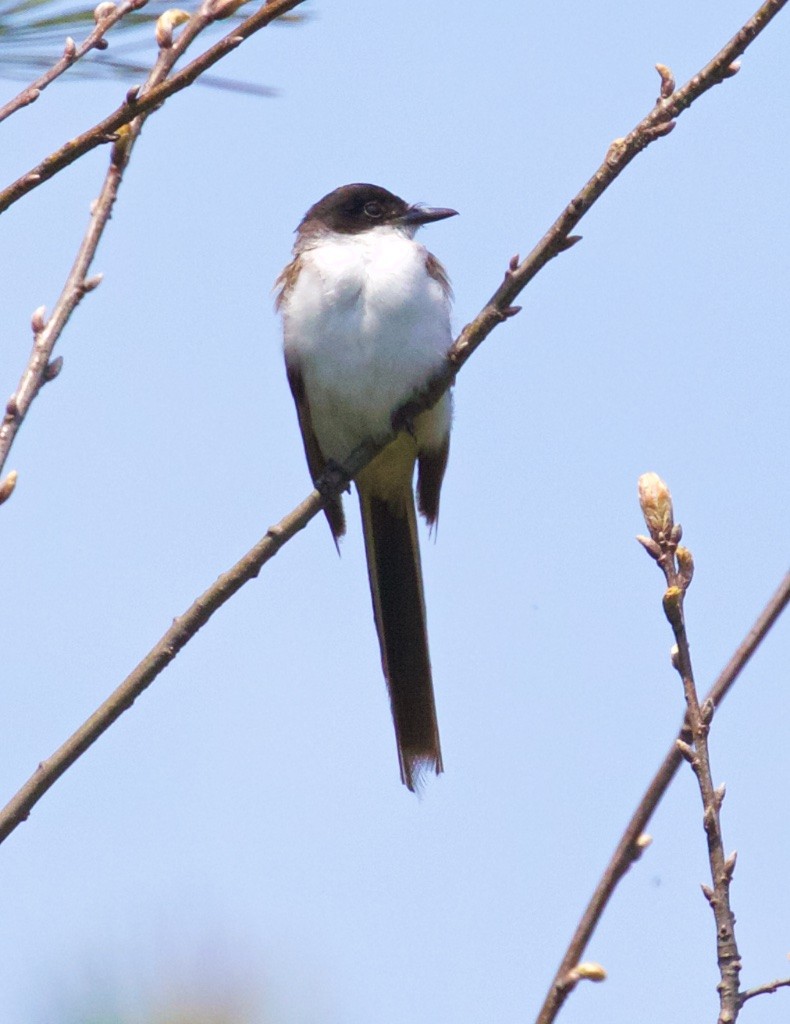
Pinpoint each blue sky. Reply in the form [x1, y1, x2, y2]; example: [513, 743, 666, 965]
[1, 1, 789, 1021]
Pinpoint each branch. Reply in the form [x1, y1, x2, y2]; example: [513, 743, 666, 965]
[533, 569, 790, 1024]
[0, 0, 301, 487]
[0, 0, 308, 216]
[0, 0, 786, 843]
[739, 977, 790, 1005]
[0, 0, 149, 127]
[638, 474, 741, 1022]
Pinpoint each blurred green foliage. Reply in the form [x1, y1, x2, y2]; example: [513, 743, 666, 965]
[0, 0, 302, 93]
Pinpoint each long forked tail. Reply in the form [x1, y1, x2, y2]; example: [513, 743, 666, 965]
[358, 486, 443, 791]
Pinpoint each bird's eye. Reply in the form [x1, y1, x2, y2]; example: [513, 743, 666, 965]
[364, 201, 383, 219]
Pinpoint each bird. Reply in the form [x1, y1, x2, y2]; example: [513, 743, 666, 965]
[276, 183, 458, 791]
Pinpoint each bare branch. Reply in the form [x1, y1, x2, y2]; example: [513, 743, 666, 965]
[533, 569, 790, 1024]
[0, 0, 149, 126]
[637, 473, 741, 1022]
[739, 977, 790, 1005]
[0, 0, 309, 215]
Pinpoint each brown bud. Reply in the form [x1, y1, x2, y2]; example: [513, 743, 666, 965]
[93, 1, 116, 21]
[655, 63, 676, 98]
[568, 962, 607, 984]
[676, 548, 696, 589]
[0, 470, 18, 506]
[638, 472, 674, 541]
[636, 534, 662, 560]
[82, 273, 104, 293]
[44, 357, 63, 382]
[155, 8, 190, 48]
[31, 305, 47, 334]
[662, 585, 683, 626]
[676, 738, 694, 762]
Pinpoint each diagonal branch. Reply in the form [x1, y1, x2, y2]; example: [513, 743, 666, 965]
[533, 556, 790, 1024]
[638, 475, 741, 1022]
[0, 0, 786, 846]
[739, 977, 790, 1005]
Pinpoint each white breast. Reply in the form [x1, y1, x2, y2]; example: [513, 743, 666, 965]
[282, 227, 453, 462]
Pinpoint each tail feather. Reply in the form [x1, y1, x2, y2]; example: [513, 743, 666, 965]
[359, 489, 443, 790]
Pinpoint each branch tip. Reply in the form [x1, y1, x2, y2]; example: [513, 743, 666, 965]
[82, 273, 104, 294]
[0, 469, 18, 506]
[662, 585, 683, 627]
[655, 62, 676, 97]
[638, 471, 674, 541]
[645, 119, 676, 139]
[43, 357, 63, 382]
[636, 534, 662, 560]
[156, 8, 191, 48]
[31, 306, 47, 334]
[563, 962, 607, 988]
[93, 1, 117, 22]
[676, 738, 695, 762]
[558, 234, 582, 252]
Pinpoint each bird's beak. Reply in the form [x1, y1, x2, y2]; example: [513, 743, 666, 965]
[401, 204, 459, 226]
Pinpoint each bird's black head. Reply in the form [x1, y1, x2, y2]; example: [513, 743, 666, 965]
[298, 183, 458, 236]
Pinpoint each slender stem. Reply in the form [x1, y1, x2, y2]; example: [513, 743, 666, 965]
[533, 572, 790, 1024]
[0, 488, 322, 844]
[739, 978, 790, 1005]
[638, 474, 741, 1021]
[669, 611, 741, 1024]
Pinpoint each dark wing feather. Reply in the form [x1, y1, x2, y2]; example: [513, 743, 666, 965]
[417, 433, 450, 528]
[285, 355, 346, 542]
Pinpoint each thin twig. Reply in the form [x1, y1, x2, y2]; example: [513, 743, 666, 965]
[0, 0, 786, 847]
[638, 474, 741, 1022]
[0, 0, 149, 126]
[0, 0, 308, 216]
[739, 977, 790, 1005]
[0, 0, 301, 485]
[533, 569, 790, 1024]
